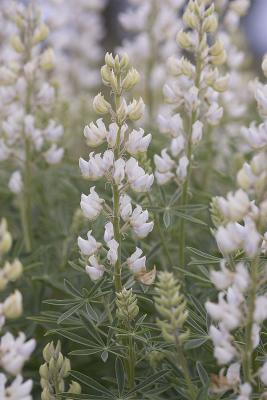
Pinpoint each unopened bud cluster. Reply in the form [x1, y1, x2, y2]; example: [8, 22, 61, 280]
[40, 341, 81, 399]
[116, 288, 139, 323]
[118, 0, 185, 121]
[0, 2, 64, 196]
[0, 216, 36, 398]
[154, 272, 189, 344]
[78, 53, 155, 286]
[154, 0, 227, 186]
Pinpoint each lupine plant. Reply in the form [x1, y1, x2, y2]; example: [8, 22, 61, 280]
[3, 0, 267, 399]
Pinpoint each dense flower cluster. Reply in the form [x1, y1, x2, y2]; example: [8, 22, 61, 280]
[78, 53, 155, 290]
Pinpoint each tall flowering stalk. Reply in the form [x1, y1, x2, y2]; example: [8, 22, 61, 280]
[153, 0, 228, 271]
[0, 218, 35, 399]
[78, 53, 155, 292]
[118, 0, 185, 123]
[206, 56, 267, 398]
[0, 2, 64, 251]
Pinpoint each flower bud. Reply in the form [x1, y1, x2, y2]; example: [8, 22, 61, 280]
[41, 387, 53, 400]
[116, 288, 139, 323]
[39, 363, 49, 380]
[10, 35, 24, 53]
[33, 23, 49, 44]
[105, 52, 115, 69]
[176, 30, 192, 49]
[203, 14, 218, 33]
[213, 75, 229, 92]
[68, 381, 82, 394]
[183, 10, 199, 30]
[101, 65, 111, 85]
[109, 70, 119, 93]
[3, 290, 23, 319]
[122, 68, 140, 91]
[120, 53, 129, 71]
[0, 219, 12, 256]
[210, 40, 226, 65]
[4, 258, 23, 281]
[128, 98, 145, 121]
[0, 66, 17, 85]
[262, 55, 267, 78]
[93, 93, 110, 114]
[40, 48, 55, 70]
[117, 98, 128, 124]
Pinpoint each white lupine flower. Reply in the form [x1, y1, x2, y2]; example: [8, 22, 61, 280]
[255, 85, 267, 118]
[234, 263, 250, 292]
[191, 120, 203, 144]
[215, 222, 245, 254]
[80, 186, 104, 220]
[84, 118, 107, 147]
[8, 171, 23, 194]
[154, 149, 175, 173]
[104, 222, 114, 243]
[79, 151, 114, 180]
[107, 239, 119, 266]
[113, 158, 126, 185]
[252, 323, 260, 349]
[242, 121, 267, 149]
[226, 363, 240, 386]
[259, 362, 267, 386]
[125, 128, 151, 155]
[85, 256, 105, 281]
[176, 155, 189, 182]
[155, 170, 175, 185]
[107, 123, 127, 148]
[206, 103, 224, 125]
[184, 86, 199, 112]
[44, 144, 64, 165]
[119, 194, 132, 221]
[127, 247, 146, 274]
[237, 383, 251, 400]
[210, 260, 233, 290]
[125, 158, 154, 192]
[243, 218, 261, 257]
[78, 231, 101, 256]
[170, 136, 185, 157]
[254, 296, 267, 323]
[209, 325, 237, 365]
[216, 189, 250, 222]
[44, 120, 64, 142]
[37, 82, 55, 110]
[0, 332, 36, 375]
[158, 113, 184, 138]
[0, 140, 10, 161]
[130, 205, 154, 238]
[0, 373, 33, 400]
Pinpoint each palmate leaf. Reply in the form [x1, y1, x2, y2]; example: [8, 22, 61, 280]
[115, 357, 125, 396]
[57, 301, 86, 324]
[127, 369, 170, 396]
[70, 371, 114, 397]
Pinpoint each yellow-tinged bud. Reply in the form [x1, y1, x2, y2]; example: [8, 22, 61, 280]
[210, 40, 226, 65]
[93, 93, 110, 114]
[183, 10, 199, 29]
[109, 70, 119, 92]
[105, 52, 115, 68]
[3, 259, 23, 282]
[213, 75, 229, 92]
[203, 14, 218, 33]
[10, 35, 24, 53]
[205, 3, 215, 17]
[128, 97, 145, 121]
[122, 67, 140, 91]
[0, 219, 12, 256]
[116, 288, 139, 322]
[117, 98, 128, 124]
[176, 30, 192, 49]
[33, 23, 49, 44]
[120, 53, 129, 71]
[40, 48, 55, 70]
[262, 55, 267, 78]
[41, 387, 53, 400]
[39, 363, 49, 380]
[68, 381, 82, 394]
[237, 168, 250, 190]
[101, 65, 111, 85]
[3, 290, 23, 319]
[0, 276, 8, 291]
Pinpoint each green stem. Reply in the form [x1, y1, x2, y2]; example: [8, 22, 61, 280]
[128, 333, 135, 389]
[22, 137, 33, 252]
[243, 257, 258, 383]
[175, 339, 196, 399]
[178, 32, 203, 273]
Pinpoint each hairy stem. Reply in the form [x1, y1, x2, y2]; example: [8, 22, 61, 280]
[175, 338, 196, 399]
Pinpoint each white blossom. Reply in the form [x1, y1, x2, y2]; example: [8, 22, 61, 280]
[130, 205, 154, 238]
[127, 247, 146, 274]
[78, 231, 101, 256]
[80, 187, 104, 221]
[8, 171, 23, 194]
[85, 256, 105, 281]
[125, 158, 154, 192]
[125, 128, 151, 155]
[107, 239, 119, 266]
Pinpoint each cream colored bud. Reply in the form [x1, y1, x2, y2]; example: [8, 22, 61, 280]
[183, 10, 199, 30]
[40, 48, 55, 70]
[105, 52, 115, 68]
[101, 65, 111, 85]
[176, 30, 192, 49]
[122, 68, 140, 90]
[4, 258, 23, 281]
[10, 35, 24, 53]
[262, 55, 267, 78]
[204, 3, 215, 17]
[203, 15, 218, 33]
[0, 66, 17, 85]
[39, 363, 49, 380]
[0, 218, 12, 255]
[109, 70, 119, 92]
[33, 23, 49, 44]
[128, 98, 145, 121]
[237, 168, 250, 190]
[120, 53, 129, 71]
[61, 357, 71, 377]
[117, 98, 128, 123]
[68, 381, 82, 394]
[43, 341, 57, 363]
[0, 276, 8, 291]
[41, 388, 53, 400]
[3, 290, 23, 319]
[213, 75, 229, 92]
[210, 40, 226, 65]
[93, 93, 110, 114]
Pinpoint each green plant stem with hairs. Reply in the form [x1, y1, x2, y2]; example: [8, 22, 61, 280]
[175, 338, 196, 400]
[243, 256, 258, 384]
[179, 33, 203, 274]
[113, 92, 123, 292]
